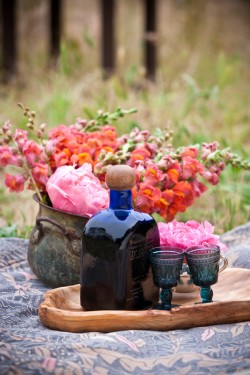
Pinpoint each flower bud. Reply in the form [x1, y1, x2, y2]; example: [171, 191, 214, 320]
[3, 137, 10, 144]
[6, 130, 13, 138]
[45, 140, 55, 155]
[27, 122, 34, 130]
[76, 118, 88, 128]
[37, 130, 43, 138]
[2, 120, 12, 133]
[40, 123, 47, 131]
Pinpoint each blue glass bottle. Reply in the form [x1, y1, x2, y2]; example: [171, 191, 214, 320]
[80, 165, 159, 310]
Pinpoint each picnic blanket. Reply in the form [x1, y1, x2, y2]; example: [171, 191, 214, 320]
[0, 222, 250, 374]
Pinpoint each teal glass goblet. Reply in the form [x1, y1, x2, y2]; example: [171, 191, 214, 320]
[185, 246, 228, 303]
[149, 247, 185, 310]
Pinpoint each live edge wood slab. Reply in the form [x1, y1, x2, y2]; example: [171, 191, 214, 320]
[39, 268, 250, 333]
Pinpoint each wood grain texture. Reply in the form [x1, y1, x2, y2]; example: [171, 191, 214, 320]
[38, 268, 250, 333]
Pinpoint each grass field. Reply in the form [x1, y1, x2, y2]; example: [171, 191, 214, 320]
[0, 0, 250, 237]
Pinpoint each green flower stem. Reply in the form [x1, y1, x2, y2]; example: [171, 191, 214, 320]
[22, 161, 43, 202]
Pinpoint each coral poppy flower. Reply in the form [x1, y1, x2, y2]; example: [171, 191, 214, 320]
[71, 152, 94, 166]
[144, 164, 164, 186]
[130, 147, 151, 165]
[181, 156, 204, 179]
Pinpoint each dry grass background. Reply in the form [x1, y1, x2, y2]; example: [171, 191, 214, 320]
[0, 0, 250, 236]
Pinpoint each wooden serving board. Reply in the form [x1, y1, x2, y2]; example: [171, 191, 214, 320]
[38, 268, 250, 333]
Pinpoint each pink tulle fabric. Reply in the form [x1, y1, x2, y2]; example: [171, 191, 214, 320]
[158, 220, 226, 252]
[46, 163, 109, 217]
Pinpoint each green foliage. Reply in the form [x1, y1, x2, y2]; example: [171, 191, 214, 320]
[82, 31, 95, 48]
[0, 224, 32, 239]
[0, 224, 18, 238]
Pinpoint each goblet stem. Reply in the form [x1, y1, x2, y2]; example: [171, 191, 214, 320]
[200, 287, 213, 303]
[159, 288, 172, 310]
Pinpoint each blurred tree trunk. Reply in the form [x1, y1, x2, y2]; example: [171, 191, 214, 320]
[1, 0, 17, 82]
[144, 0, 157, 80]
[50, 0, 62, 61]
[100, 0, 116, 77]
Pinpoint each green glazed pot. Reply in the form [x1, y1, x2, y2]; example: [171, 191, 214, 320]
[28, 194, 88, 287]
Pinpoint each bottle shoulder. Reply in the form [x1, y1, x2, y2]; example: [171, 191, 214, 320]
[83, 208, 157, 240]
[84, 208, 155, 228]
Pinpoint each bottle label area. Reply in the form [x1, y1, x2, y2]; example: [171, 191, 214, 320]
[130, 238, 155, 260]
[129, 236, 154, 284]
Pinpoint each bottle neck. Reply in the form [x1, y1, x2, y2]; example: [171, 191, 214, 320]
[109, 189, 133, 210]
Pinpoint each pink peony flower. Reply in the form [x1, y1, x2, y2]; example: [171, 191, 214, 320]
[158, 219, 226, 251]
[46, 163, 109, 217]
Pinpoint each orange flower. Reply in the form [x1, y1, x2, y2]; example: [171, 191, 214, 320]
[140, 183, 162, 201]
[180, 147, 199, 158]
[130, 147, 151, 165]
[54, 151, 70, 167]
[144, 164, 164, 186]
[181, 156, 204, 179]
[71, 152, 94, 166]
[155, 189, 174, 220]
[172, 181, 195, 212]
[167, 168, 179, 184]
[134, 183, 162, 213]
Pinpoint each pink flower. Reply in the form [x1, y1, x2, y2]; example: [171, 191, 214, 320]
[22, 140, 46, 166]
[201, 170, 219, 185]
[46, 163, 109, 217]
[0, 146, 22, 167]
[201, 142, 219, 159]
[158, 220, 226, 251]
[181, 156, 204, 179]
[2, 120, 12, 133]
[54, 151, 70, 167]
[5, 173, 26, 192]
[45, 140, 55, 156]
[13, 129, 28, 150]
[32, 163, 49, 188]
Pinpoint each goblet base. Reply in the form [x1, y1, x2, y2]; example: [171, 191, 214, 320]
[151, 303, 180, 311]
[200, 286, 213, 303]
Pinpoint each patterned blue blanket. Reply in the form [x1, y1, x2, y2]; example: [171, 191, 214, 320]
[0, 222, 250, 374]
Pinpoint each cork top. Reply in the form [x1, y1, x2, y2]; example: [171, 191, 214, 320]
[106, 165, 136, 191]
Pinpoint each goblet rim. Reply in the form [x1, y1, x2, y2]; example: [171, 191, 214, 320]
[150, 245, 184, 250]
[186, 248, 220, 258]
[186, 245, 220, 253]
[150, 250, 185, 262]
[150, 246, 184, 255]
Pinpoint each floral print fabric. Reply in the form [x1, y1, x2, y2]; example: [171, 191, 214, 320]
[0, 226, 250, 375]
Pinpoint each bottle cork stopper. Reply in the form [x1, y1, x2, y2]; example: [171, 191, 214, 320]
[106, 165, 136, 190]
